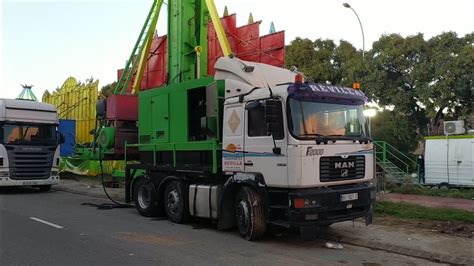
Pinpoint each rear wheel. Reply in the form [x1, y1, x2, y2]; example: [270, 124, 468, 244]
[235, 186, 266, 241]
[38, 185, 51, 192]
[133, 177, 160, 217]
[164, 180, 189, 223]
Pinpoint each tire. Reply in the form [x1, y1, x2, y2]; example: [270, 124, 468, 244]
[133, 177, 160, 217]
[163, 180, 189, 223]
[235, 186, 266, 241]
[39, 185, 52, 192]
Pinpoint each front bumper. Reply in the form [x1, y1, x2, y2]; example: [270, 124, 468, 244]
[270, 182, 375, 229]
[0, 174, 60, 187]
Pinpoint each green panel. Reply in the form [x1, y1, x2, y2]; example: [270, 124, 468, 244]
[167, 0, 209, 84]
[152, 94, 169, 142]
[137, 78, 225, 173]
[139, 97, 153, 143]
[138, 77, 225, 150]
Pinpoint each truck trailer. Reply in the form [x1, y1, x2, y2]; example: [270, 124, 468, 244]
[119, 57, 376, 240]
[0, 98, 61, 191]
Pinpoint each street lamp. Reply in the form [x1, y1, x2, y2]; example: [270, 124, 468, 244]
[343, 2, 365, 58]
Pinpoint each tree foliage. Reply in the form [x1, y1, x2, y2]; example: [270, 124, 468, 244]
[285, 38, 365, 86]
[285, 32, 473, 152]
[100, 81, 117, 98]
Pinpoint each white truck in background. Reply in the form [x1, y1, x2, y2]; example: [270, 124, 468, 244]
[0, 98, 61, 191]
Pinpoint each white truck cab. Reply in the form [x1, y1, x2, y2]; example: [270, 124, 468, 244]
[217, 58, 375, 233]
[0, 99, 60, 191]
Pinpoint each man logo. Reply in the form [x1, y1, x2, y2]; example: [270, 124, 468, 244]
[334, 161, 355, 169]
[341, 169, 349, 177]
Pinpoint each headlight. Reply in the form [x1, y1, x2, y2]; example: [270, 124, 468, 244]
[293, 198, 320, 208]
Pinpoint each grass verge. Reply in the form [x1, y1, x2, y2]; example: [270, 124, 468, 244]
[386, 183, 474, 199]
[374, 201, 474, 224]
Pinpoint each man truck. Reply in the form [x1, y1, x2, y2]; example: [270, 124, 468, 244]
[91, 0, 375, 240]
[119, 58, 375, 240]
[0, 98, 61, 191]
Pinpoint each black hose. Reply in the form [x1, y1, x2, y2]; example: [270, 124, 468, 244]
[81, 127, 134, 210]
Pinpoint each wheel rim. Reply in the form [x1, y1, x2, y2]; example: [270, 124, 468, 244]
[137, 186, 151, 209]
[166, 189, 180, 215]
[236, 199, 250, 232]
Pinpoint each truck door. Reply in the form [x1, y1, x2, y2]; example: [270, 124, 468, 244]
[151, 94, 169, 143]
[244, 99, 288, 187]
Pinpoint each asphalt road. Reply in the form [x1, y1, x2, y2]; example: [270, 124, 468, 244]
[0, 187, 442, 265]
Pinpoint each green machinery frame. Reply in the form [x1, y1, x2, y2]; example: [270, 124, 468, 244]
[130, 78, 225, 174]
[109, 0, 234, 174]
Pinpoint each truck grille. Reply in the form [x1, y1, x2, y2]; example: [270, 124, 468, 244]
[6, 146, 54, 180]
[320, 156, 365, 182]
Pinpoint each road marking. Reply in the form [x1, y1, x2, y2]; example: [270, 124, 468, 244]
[29, 217, 64, 229]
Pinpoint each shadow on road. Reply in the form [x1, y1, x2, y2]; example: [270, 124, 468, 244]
[0, 186, 54, 195]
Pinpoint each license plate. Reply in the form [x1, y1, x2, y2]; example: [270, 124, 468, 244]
[23, 181, 38, 186]
[340, 193, 358, 202]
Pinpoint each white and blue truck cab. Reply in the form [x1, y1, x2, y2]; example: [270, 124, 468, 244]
[216, 58, 376, 238]
[0, 99, 60, 191]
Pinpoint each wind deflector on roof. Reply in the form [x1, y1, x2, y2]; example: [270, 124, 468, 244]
[288, 83, 368, 104]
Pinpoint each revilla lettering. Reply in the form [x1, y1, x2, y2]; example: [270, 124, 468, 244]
[308, 84, 364, 97]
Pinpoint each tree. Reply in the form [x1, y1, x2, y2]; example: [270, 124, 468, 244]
[415, 32, 474, 128]
[333, 40, 366, 87]
[285, 38, 364, 85]
[363, 33, 428, 138]
[371, 110, 419, 154]
[100, 81, 117, 98]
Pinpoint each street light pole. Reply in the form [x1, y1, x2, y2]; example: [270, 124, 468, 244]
[343, 3, 365, 58]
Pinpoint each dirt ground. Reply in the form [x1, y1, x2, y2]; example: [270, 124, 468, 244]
[374, 215, 474, 238]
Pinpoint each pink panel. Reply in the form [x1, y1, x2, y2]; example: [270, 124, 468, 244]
[207, 14, 237, 75]
[106, 94, 138, 121]
[116, 14, 285, 81]
[260, 31, 285, 67]
[117, 69, 134, 93]
[144, 35, 167, 89]
[236, 22, 261, 62]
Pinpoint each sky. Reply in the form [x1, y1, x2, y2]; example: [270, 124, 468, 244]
[1, 0, 473, 100]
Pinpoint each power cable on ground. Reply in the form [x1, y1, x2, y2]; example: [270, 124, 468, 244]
[81, 121, 134, 210]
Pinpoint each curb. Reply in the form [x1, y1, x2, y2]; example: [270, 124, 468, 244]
[320, 231, 473, 265]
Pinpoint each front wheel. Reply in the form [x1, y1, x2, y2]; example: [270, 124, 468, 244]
[235, 187, 266, 241]
[133, 177, 160, 217]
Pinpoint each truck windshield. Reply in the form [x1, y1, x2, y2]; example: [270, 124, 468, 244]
[1, 123, 58, 146]
[288, 97, 369, 139]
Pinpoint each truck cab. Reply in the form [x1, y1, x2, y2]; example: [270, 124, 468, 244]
[0, 99, 61, 191]
[217, 58, 375, 234]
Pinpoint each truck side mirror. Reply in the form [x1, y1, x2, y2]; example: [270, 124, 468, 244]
[59, 133, 65, 144]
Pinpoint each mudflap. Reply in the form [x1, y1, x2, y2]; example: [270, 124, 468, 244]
[365, 209, 373, 226]
[300, 225, 320, 241]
